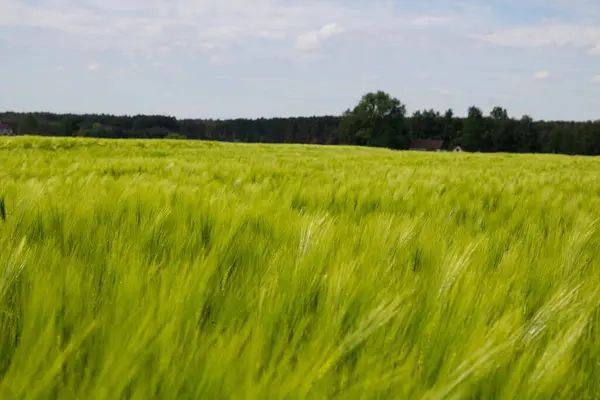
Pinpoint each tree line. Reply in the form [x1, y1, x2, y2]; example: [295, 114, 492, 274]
[2, 91, 600, 155]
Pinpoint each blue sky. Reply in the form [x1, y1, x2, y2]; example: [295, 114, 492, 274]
[0, 0, 599, 121]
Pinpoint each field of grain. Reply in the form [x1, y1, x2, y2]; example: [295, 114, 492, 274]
[1, 136, 600, 399]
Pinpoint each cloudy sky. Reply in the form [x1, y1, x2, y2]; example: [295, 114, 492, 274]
[0, 0, 599, 120]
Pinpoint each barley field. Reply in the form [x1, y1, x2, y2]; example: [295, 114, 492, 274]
[1, 136, 600, 399]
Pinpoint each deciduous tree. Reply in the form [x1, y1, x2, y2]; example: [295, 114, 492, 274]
[340, 91, 408, 149]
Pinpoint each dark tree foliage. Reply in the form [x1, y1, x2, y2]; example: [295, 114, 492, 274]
[2, 93, 600, 155]
[340, 91, 408, 149]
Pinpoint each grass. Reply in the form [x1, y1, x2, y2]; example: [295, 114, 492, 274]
[1, 136, 600, 399]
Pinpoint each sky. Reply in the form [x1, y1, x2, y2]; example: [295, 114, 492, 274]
[0, 0, 599, 121]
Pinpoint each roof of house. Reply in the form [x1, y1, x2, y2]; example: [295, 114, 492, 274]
[409, 139, 444, 150]
[0, 123, 11, 129]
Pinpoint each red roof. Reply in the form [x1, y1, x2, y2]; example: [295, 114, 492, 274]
[409, 139, 444, 150]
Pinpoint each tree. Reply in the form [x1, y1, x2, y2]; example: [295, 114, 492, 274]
[338, 109, 355, 144]
[2, 102, 599, 156]
[442, 109, 459, 146]
[18, 114, 39, 135]
[340, 91, 408, 149]
[461, 106, 486, 151]
[516, 115, 538, 153]
[60, 116, 76, 136]
[489, 106, 516, 152]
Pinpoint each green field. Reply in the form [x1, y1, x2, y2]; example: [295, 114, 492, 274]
[2, 137, 600, 399]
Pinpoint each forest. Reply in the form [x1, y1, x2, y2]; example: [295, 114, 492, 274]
[1, 91, 599, 155]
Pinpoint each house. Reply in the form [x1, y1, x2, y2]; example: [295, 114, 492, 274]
[452, 146, 464, 152]
[0, 123, 13, 136]
[409, 139, 444, 151]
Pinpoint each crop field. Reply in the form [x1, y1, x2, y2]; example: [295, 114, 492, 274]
[2, 137, 600, 399]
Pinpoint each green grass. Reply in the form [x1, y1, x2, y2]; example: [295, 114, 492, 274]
[1, 136, 600, 399]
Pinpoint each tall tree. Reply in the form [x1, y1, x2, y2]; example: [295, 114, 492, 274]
[60, 116, 76, 136]
[489, 106, 516, 152]
[442, 109, 459, 147]
[340, 91, 408, 149]
[516, 115, 538, 153]
[3, 100, 600, 156]
[461, 106, 486, 151]
[18, 114, 39, 135]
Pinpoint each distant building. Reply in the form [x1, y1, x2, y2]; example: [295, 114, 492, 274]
[452, 146, 464, 152]
[0, 123, 13, 136]
[409, 139, 444, 151]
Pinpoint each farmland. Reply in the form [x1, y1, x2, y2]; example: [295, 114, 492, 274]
[1, 136, 600, 398]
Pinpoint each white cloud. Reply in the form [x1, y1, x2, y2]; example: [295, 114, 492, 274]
[592, 75, 600, 83]
[1, 0, 598, 59]
[474, 24, 600, 48]
[87, 63, 100, 71]
[201, 25, 240, 40]
[2, 0, 600, 121]
[0, 0, 376, 56]
[104, 64, 140, 79]
[209, 54, 227, 66]
[408, 15, 455, 27]
[295, 22, 346, 52]
[430, 87, 460, 96]
[256, 30, 286, 40]
[295, 32, 321, 51]
[200, 42, 218, 50]
[533, 70, 549, 79]
[319, 23, 346, 38]
[0, 0, 501, 58]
